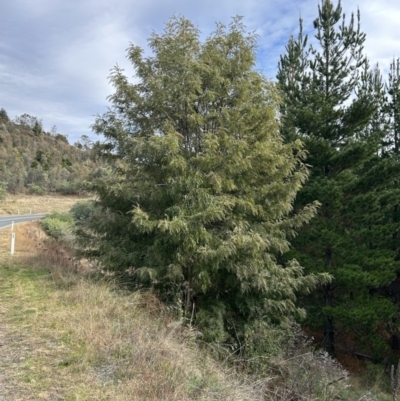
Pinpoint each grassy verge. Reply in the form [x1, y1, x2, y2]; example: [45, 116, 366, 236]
[0, 223, 264, 401]
[0, 221, 394, 401]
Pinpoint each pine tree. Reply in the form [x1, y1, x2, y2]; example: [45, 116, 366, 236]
[81, 16, 330, 342]
[384, 58, 400, 155]
[0, 108, 9, 124]
[277, 0, 390, 356]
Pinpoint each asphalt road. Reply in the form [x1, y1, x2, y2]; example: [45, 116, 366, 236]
[0, 214, 47, 230]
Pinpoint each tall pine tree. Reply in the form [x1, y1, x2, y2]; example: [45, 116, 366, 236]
[340, 61, 400, 357]
[277, 0, 394, 357]
[384, 58, 400, 155]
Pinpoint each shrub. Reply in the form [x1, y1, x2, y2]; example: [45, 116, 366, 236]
[242, 321, 350, 400]
[27, 184, 45, 195]
[0, 182, 7, 200]
[56, 182, 80, 195]
[41, 212, 74, 240]
[70, 201, 96, 224]
[55, 134, 68, 143]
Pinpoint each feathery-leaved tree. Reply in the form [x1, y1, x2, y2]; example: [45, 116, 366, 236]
[81, 16, 330, 342]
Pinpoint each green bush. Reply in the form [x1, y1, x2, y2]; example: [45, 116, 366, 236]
[56, 182, 80, 195]
[244, 320, 298, 367]
[41, 212, 74, 239]
[196, 303, 228, 343]
[70, 201, 96, 224]
[243, 321, 350, 400]
[55, 134, 69, 143]
[27, 184, 45, 195]
[0, 182, 7, 200]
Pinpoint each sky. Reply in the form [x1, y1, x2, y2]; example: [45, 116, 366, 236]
[1, 0, 400, 144]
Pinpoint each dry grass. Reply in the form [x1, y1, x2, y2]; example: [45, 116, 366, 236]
[0, 193, 90, 215]
[0, 222, 266, 401]
[0, 222, 393, 401]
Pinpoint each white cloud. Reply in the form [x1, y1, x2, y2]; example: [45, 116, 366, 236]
[56, 21, 133, 99]
[1, 0, 399, 143]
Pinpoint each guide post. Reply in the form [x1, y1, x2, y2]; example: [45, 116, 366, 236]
[11, 232, 15, 255]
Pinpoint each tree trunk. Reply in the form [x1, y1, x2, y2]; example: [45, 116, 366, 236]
[324, 247, 335, 355]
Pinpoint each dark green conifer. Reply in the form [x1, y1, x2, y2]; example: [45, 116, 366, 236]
[384, 58, 400, 155]
[278, 0, 391, 356]
[0, 108, 9, 123]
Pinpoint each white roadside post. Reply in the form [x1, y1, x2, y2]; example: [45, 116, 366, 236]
[11, 221, 14, 231]
[10, 233, 15, 255]
[29, 209, 32, 215]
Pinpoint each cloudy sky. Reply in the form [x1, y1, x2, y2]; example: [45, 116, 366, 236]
[1, 0, 400, 144]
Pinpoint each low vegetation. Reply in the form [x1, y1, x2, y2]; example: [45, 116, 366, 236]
[0, 262, 259, 399]
[41, 211, 74, 240]
[0, 219, 394, 400]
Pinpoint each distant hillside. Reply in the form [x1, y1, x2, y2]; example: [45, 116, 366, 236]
[0, 110, 99, 195]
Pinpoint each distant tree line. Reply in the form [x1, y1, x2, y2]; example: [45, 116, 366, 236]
[0, 111, 101, 196]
